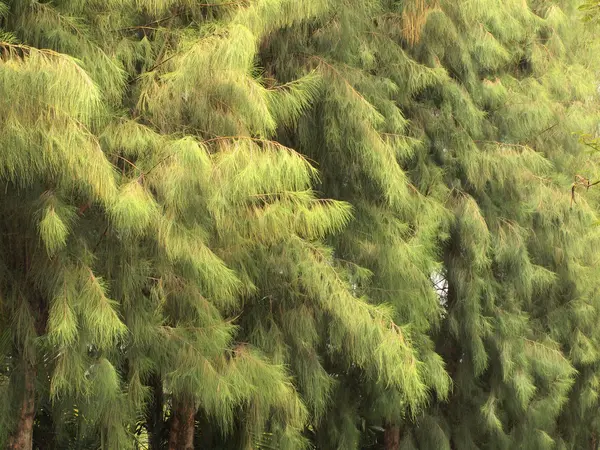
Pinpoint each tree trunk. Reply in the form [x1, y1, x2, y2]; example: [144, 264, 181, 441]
[147, 373, 164, 450]
[168, 398, 195, 450]
[167, 403, 180, 450]
[196, 412, 214, 448]
[7, 362, 36, 450]
[7, 287, 46, 450]
[384, 424, 400, 450]
[179, 404, 194, 450]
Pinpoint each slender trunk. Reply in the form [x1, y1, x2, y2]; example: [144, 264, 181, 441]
[384, 424, 400, 450]
[168, 398, 195, 450]
[179, 403, 195, 450]
[147, 373, 164, 450]
[6, 245, 46, 450]
[7, 362, 36, 450]
[592, 432, 597, 450]
[167, 401, 180, 450]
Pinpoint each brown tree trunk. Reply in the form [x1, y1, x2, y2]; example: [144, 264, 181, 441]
[179, 404, 195, 450]
[7, 362, 36, 450]
[168, 402, 180, 450]
[147, 373, 164, 450]
[168, 398, 195, 450]
[384, 424, 400, 450]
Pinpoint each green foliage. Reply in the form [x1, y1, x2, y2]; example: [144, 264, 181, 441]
[1, 0, 600, 449]
[579, 0, 600, 23]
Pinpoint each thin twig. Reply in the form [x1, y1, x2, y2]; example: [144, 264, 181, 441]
[474, 140, 531, 150]
[93, 224, 110, 253]
[116, 155, 141, 171]
[117, 13, 182, 32]
[144, 154, 175, 177]
[306, 54, 371, 106]
[202, 135, 319, 165]
[118, 0, 244, 33]
[571, 174, 600, 206]
[131, 53, 177, 82]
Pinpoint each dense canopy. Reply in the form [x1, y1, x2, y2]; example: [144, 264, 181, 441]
[1, 0, 600, 449]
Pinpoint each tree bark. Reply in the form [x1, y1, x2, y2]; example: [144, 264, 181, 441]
[7, 362, 36, 450]
[384, 424, 400, 450]
[168, 398, 195, 450]
[147, 373, 164, 450]
[179, 404, 195, 450]
[167, 403, 180, 450]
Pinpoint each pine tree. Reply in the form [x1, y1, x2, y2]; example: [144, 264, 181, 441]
[3, 0, 600, 449]
[257, 1, 453, 447]
[0, 1, 332, 448]
[402, 2, 600, 448]
[258, 0, 600, 448]
[0, 1, 452, 449]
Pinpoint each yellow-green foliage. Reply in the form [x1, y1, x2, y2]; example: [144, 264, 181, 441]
[2, 0, 600, 448]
